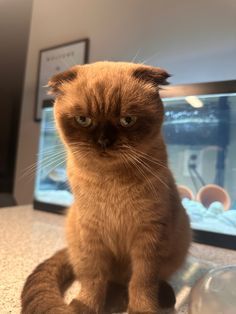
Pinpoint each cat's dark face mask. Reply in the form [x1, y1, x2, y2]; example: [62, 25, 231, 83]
[50, 62, 169, 164]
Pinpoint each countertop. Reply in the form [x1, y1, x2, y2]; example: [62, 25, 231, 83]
[0, 205, 236, 314]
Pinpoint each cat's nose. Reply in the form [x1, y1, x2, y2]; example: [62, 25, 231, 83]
[97, 136, 113, 149]
[96, 122, 117, 149]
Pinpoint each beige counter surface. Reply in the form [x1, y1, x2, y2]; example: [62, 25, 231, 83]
[0, 205, 236, 314]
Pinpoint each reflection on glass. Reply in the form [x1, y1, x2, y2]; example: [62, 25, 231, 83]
[189, 265, 236, 313]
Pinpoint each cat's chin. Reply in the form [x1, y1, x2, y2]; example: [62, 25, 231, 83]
[93, 151, 123, 166]
[97, 153, 119, 164]
[95, 148, 119, 159]
[99, 151, 110, 158]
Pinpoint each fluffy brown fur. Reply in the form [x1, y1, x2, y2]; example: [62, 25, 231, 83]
[21, 61, 191, 313]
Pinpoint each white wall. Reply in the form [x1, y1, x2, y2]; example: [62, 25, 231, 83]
[14, 0, 236, 204]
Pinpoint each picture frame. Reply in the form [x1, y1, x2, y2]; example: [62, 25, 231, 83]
[34, 38, 89, 121]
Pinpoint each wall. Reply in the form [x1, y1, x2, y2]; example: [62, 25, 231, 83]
[0, 0, 32, 192]
[14, 0, 236, 204]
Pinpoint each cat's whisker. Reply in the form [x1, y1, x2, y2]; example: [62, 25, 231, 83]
[135, 171, 159, 203]
[122, 152, 159, 201]
[37, 152, 65, 159]
[69, 142, 91, 148]
[41, 155, 66, 169]
[41, 149, 90, 186]
[119, 153, 133, 175]
[35, 142, 89, 163]
[42, 158, 67, 178]
[70, 150, 89, 160]
[19, 152, 66, 181]
[130, 149, 167, 169]
[69, 148, 90, 157]
[134, 156, 170, 190]
[140, 51, 160, 65]
[24, 156, 67, 185]
[37, 147, 65, 156]
[21, 157, 66, 184]
[37, 149, 65, 160]
[21, 158, 65, 182]
[121, 144, 168, 169]
[35, 148, 63, 166]
[36, 142, 64, 151]
[124, 150, 170, 191]
[131, 48, 141, 63]
[63, 152, 90, 192]
[24, 159, 64, 183]
[40, 142, 89, 156]
[21, 150, 64, 175]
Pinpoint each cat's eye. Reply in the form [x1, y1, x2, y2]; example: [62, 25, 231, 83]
[75, 116, 92, 127]
[120, 116, 137, 127]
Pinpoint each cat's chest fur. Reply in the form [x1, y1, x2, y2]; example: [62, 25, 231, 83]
[71, 174, 158, 256]
[78, 176, 149, 224]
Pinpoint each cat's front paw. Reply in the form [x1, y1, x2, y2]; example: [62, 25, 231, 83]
[158, 280, 176, 309]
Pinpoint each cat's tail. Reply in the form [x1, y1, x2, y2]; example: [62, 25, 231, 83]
[21, 248, 75, 314]
[21, 248, 176, 313]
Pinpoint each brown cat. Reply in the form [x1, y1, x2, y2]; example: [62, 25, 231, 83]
[21, 61, 191, 314]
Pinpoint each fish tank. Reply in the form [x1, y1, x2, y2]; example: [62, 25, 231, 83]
[34, 81, 236, 250]
[34, 100, 74, 213]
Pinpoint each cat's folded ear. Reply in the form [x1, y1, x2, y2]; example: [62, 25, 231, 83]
[133, 65, 171, 87]
[47, 67, 78, 95]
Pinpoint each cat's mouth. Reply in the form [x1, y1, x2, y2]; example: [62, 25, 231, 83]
[99, 151, 112, 158]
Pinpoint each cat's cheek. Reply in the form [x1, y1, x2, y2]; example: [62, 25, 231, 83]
[128, 124, 153, 143]
[58, 126, 83, 146]
[57, 117, 82, 142]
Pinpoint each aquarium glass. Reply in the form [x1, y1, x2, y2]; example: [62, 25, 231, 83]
[35, 92, 236, 236]
[34, 107, 73, 207]
[163, 93, 236, 236]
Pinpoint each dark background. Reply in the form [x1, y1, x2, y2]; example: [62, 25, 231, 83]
[0, 0, 33, 193]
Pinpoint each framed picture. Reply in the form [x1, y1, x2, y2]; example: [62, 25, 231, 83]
[34, 38, 89, 121]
